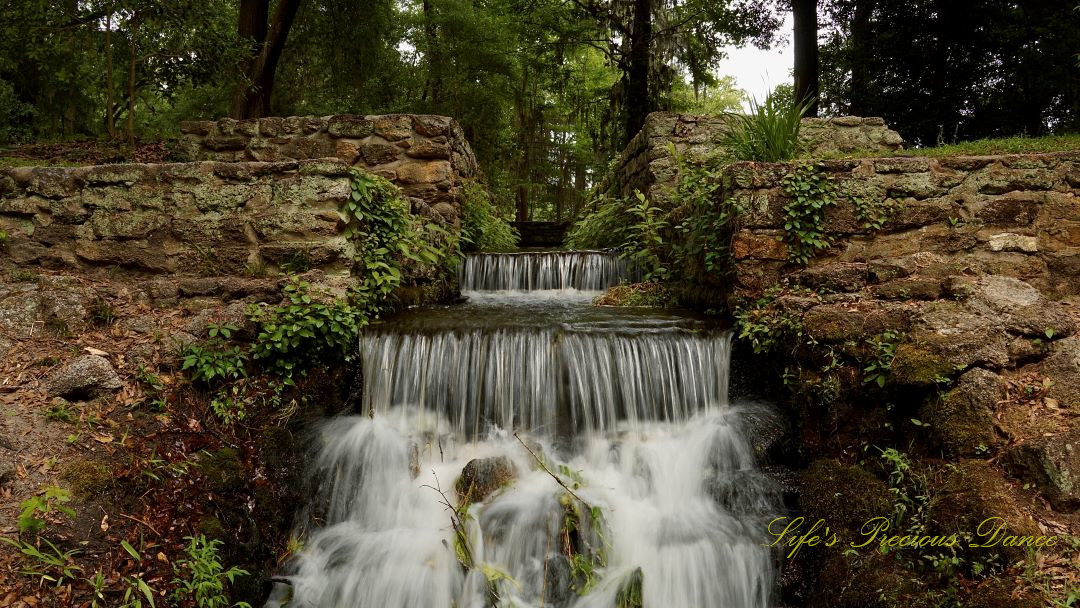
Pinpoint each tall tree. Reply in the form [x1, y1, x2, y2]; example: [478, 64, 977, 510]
[233, 0, 303, 119]
[820, 0, 1080, 144]
[793, 0, 819, 115]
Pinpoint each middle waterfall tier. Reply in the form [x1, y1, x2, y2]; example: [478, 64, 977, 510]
[358, 317, 729, 437]
[459, 251, 636, 292]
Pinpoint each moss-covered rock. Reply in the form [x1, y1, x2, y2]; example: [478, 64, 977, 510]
[593, 283, 677, 307]
[927, 460, 1041, 564]
[197, 515, 227, 540]
[800, 459, 893, 542]
[812, 552, 914, 608]
[59, 459, 115, 500]
[890, 343, 955, 387]
[919, 368, 1002, 457]
[199, 447, 244, 493]
[1002, 424, 1080, 513]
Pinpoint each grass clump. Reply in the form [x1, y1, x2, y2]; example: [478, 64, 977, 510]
[724, 92, 813, 162]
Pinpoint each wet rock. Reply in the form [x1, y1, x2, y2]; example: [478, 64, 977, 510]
[920, 368, 1002, 457]
[928, 460, 1040, 563]
[456, 457, 515, 504]
[1002, 425, 1080, 513]
[44, 354, 122, 399]
[1042, 336, 1080, 409]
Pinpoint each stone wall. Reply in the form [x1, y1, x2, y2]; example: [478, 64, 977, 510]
[719, 151, 1080, 302]
[0, 160, 362, 275]
[606, 112, 904, 207]
[176, 114, 477, 212]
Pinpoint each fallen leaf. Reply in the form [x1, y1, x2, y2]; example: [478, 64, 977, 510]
[84, 347, 108, 356]
[100, 514, 109, 533]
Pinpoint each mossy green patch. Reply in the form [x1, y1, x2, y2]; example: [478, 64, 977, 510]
[889, 344, 954, 387]
[199, 448, 244, 493]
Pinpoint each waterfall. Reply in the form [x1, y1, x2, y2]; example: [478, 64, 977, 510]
[459, 251, 635, 292]
[274, 253, 780, 608]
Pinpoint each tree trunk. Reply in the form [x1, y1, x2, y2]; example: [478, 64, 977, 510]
[104, 9, 116, 138]
[793, 0, 819, 116]
[233, 0, 302, 119]
[625, 0, 652, 144]
[127, 14, 139, 149]
[849, 0, 875, 115]
[421, 0, 442, 106]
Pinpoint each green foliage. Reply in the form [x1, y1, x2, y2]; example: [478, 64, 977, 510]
[863, 330, 902, 388]
[460, 181, 518, 252]
[779, 163, 838, 264]
[724, 92, 812, 162]
[669, 145, 744, 277]
[734, 287, 811, 355]
[181, 343, 248, 385]
[44, 399, 77, 423]
[18, 485, 75, 536]
[247, 280, 365, 378]
[0, 536, 82, 586]
[117, 541, 158, 608]
[344, 170, 451, 309]
[172, 535, 251, 608]
[0, 228, 8, 247]
[565, 192, 634, 251]
[621, 191, 669, 281]
[89, 297, 117, 326]
[0, 77, 33, 144]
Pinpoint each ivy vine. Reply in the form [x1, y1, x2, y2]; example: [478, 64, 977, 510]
[779, 162, 837, 264]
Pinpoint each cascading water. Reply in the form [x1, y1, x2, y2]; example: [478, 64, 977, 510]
[273, 252, 781, 608]
[459, 251, 636, 292]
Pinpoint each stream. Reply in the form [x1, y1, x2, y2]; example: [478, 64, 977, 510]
[272, 251, 782, 608]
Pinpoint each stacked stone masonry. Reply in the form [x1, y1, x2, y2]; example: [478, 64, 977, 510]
[0, 114, 477, 277]
[719, 151, 1080, 300]
[177, 113, 478, 208]
[607, 112, 905, 206]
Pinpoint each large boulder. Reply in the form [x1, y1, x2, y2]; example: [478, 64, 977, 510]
[44, 354, 122, 399]
[1002, 425, 1080, 513]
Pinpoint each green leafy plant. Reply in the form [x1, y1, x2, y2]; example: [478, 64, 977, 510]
[0, 536, 82, 586]
[247, 279, 365, 378]
[18, 485, 75, 535]
[89, 297, 116, 326]
[723, 92, 813, 162]
[460, 180, 518, 252]
[181, 343, 248, 385]
[853, 193, 897, 231]
[779, 162, 838, 264]
[207, 322, 239, 340]
[118, 540, 157, 608]
[621, 190, 669, 281]
[863, 330, 902, 388]
[172, 535, 251, 608]
[734, 286, 814, 355]
[565, 192, 635, 251]
[669, 144, 745, 278]
[44, 399, 77, 423]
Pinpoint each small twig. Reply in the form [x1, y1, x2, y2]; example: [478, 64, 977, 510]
[513, 432, 588, 507]
[118, 513, 160, 537]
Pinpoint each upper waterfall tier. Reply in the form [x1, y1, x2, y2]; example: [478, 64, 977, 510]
[459, 251, 635, 292]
